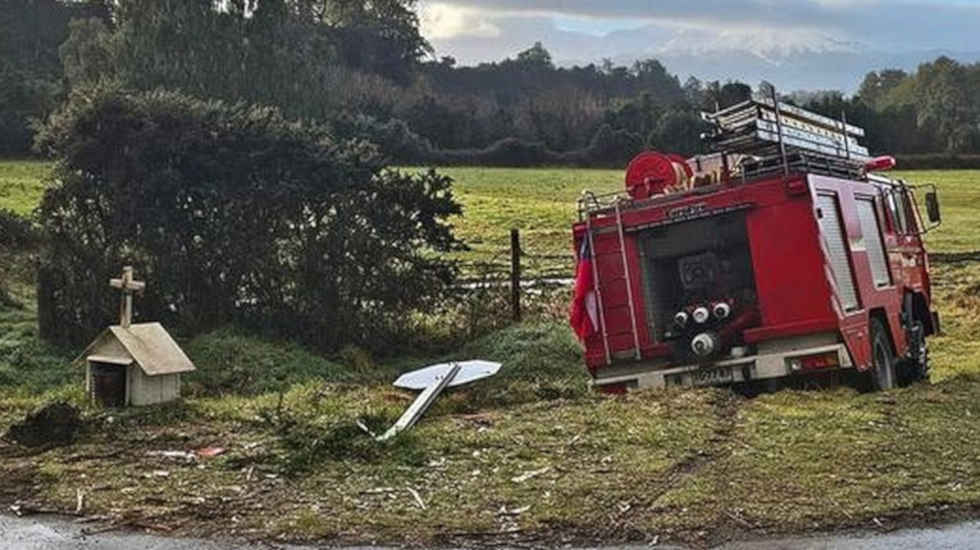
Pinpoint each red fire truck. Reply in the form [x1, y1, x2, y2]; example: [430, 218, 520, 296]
[572, 90, 942, 392]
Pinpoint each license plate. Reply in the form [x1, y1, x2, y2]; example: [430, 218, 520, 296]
[690, 366, 734, 387]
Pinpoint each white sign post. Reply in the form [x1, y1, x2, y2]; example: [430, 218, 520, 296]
[376, 360, 502, 441]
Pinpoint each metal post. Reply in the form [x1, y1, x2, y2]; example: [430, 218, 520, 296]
[615, 202, 642, 361]
[510, 228, 521, 322]
[766, 83, 790, 177]
[841, 110, 851, 160]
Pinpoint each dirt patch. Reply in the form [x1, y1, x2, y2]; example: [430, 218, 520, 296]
[3, 402, 81, 448]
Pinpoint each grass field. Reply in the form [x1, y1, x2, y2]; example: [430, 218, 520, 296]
[2, 160, 980, 547]
[0, 160, 50, 216]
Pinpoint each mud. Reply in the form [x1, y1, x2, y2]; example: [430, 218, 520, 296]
[3, 402, 81, 448]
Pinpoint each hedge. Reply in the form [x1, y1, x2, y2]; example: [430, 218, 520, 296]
[33, 85, 463, 352]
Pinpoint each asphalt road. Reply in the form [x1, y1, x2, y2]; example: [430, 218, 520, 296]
[3, 514, 980, 549]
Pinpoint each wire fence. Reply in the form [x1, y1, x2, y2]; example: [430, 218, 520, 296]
[454, 229, 576, 322]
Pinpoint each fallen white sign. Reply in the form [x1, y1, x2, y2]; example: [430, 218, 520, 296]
[393, 360, 502, 390]
[377, 360, 502, 441]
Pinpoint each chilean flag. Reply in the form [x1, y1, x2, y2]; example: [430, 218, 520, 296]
[570, 238, 599, 341]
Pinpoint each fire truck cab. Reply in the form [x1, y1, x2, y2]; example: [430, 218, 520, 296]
[573, 91, 941, 392]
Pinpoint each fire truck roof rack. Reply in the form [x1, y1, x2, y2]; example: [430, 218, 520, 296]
[741, 151, 865, 181]
[702, 85, 871, 167]
[577, 85, 881, 222]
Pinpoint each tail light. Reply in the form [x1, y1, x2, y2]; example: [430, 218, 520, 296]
[597, 381, 635, 395]
[789, 351, 840, 371]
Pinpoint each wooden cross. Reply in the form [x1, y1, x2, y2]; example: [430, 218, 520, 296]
[109, 266, 145, 329]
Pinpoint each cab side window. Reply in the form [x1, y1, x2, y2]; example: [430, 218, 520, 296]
[885, 189, 909, 234]
[901, 189, 921, 234]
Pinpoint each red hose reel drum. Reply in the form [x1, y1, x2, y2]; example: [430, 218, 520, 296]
[625, 152, 694, 199]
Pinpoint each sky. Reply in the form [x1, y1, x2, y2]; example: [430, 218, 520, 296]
[418, 0, 980, 88]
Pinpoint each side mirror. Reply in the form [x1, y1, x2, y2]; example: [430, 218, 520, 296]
[925, 192, 941, 224]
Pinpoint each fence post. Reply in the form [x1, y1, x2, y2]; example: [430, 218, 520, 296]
[510, 228, 521, 322]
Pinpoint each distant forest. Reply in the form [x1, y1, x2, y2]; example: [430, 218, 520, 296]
[3, 0, 980, 165]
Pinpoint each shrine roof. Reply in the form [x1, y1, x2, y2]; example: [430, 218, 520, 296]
[73, 322, 196, 376]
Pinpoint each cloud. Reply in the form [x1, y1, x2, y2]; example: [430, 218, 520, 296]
[420, 3, 501, 40]
[417, 1, 980, 92]
[422, 0, 980, 51]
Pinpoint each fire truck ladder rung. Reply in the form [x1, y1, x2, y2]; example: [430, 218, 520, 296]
[614, 202, 642, 362]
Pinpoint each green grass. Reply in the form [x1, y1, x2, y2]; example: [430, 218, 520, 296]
[433, 167, 622, 268]
[0, 159, 50, 216]
[893, 170, 980, 254]
[2, 161, 980, 546]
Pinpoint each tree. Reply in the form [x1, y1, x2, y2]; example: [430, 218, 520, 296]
[648, 109, 704, 155]
[683, 76, 705, 108]
[318, 0, 432, 82]
[35, 85, 463, 351]
[857, 69, 908, 109]
[0, 0, 109, 153]
[915, 57, 974, 152]
[703, 81, 752, 111]
[59, 17, 115, 87]
[515, 42, 554, 70]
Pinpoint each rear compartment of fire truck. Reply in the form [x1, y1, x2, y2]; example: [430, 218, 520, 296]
[639, 212, 756, 356]
[580, 85, 887, 391]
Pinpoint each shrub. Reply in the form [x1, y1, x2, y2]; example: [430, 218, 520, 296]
[0, 209, 39, 249]
[576, 123, 644, 167]
[331, 113, 435, 163]
[34, 85, 464, 352]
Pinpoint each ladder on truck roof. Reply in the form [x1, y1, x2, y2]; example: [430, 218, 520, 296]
[585, 199, 642, 366]
[702, 83, 871, 179]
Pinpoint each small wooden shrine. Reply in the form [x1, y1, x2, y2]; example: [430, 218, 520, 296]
[73, 267, 195, 407]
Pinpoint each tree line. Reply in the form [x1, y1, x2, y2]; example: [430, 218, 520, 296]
[2, 0, 980, 163]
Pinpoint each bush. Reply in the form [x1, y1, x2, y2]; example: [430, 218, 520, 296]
[575, 123, 644, 167]
[33, 85, 463, 352]
[0, 209, 39, 249]
[330, 113, 435, 163]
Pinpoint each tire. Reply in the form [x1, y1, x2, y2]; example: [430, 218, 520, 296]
[900, 320, 930, 386]
[869, 317, 897, 391]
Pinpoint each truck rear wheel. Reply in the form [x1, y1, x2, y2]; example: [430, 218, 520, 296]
[899, 320, 930, 386]
[870, 318, 897, 391]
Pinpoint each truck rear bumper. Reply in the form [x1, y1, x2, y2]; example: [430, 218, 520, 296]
[593, 341, 853, 390]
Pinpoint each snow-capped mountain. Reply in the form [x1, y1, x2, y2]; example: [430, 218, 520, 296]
[556, 24, 980, 92]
